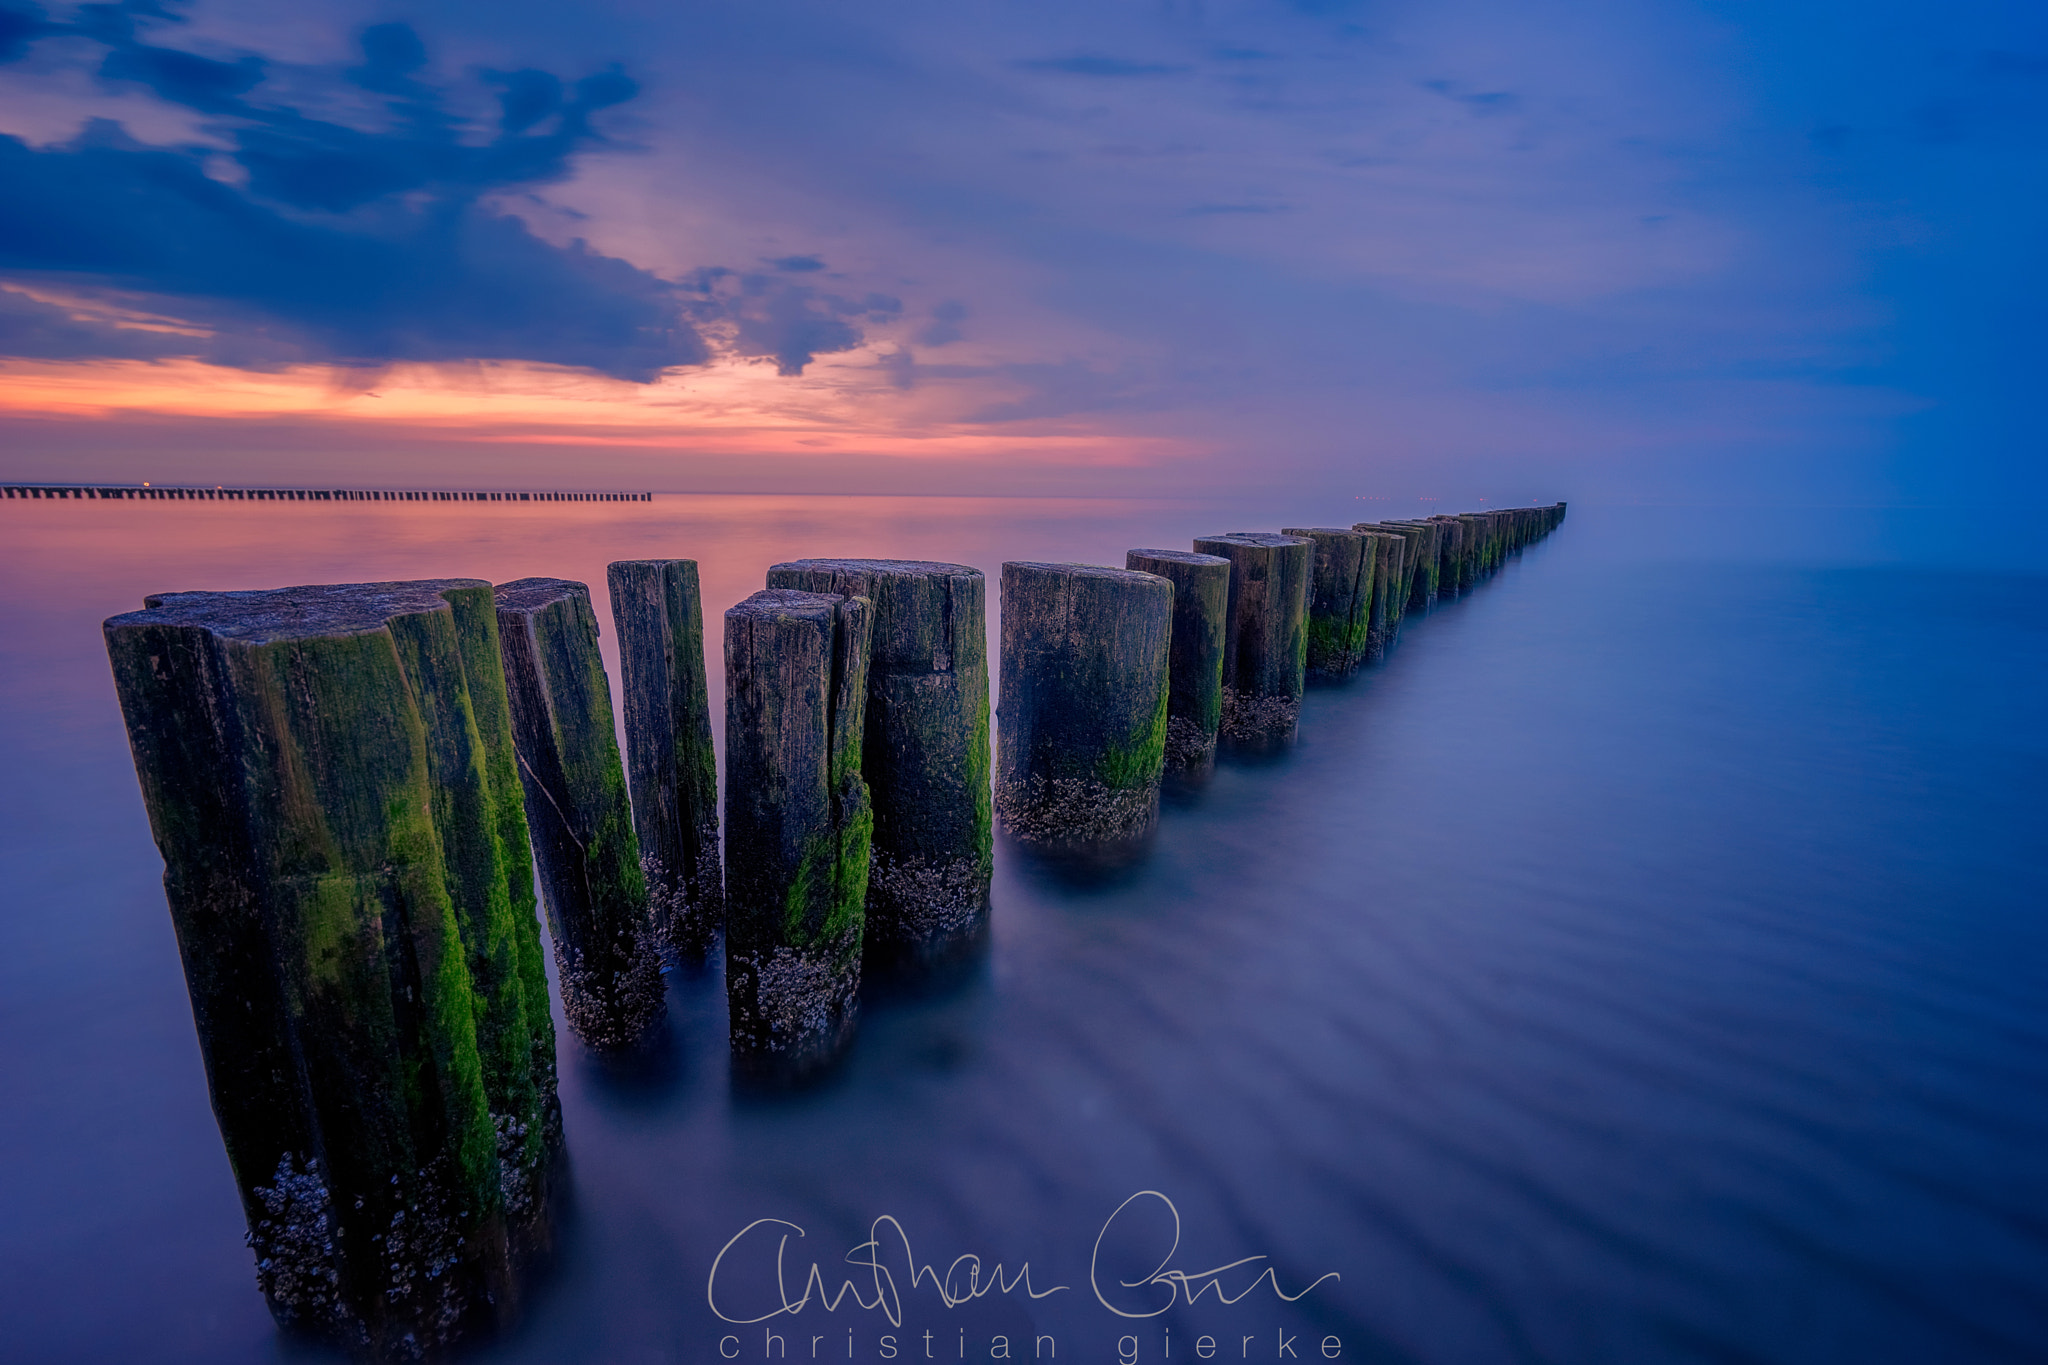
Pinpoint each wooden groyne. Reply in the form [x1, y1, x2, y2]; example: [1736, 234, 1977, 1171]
[608, 560, 724, 959]
[104, 580, 562, 1359]
[496, 578, 664, 1051]
[1125, 549, 1230, 773]
[723, 589, 874, 1077]
[106, 499, 1564, 1359]
[6, 483, 651, 502]
[995, 562, 1173, 846]
[1191, 533, 1314, 745]
[764, 560, 993, 971]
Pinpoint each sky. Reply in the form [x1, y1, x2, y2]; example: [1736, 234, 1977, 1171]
[0, 0, 2043, 504]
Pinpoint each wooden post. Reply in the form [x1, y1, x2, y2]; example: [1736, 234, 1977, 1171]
[1281, 527, 1377, 678]
[606, 560, 723, 958]
[495, 578, 662, 1052]
[723, 589, 874, 1075]
[1353, 531, 1406, 659]
[105, 580, 561, 1359]
[1378, 520, 1441, 608]
[764, 560, 990, 969]
[1429, 516, 1468, 596]
[1189, 533, 1312, 744]
[996, 563, 1171, 844]
[1357, 523, 1422, 620]
[1124, 549, 1229, 773]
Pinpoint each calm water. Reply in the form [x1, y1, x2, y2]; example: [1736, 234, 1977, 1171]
[0, 496, 2043, 1365]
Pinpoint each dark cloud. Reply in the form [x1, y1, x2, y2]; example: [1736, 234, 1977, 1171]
[684, 269, 899, 375]
[0, 1, 52, 62]
[1422, 79, 1518, 114]
[0, 118, 703, 379]
[917, 299, 967, 347]
[99, 38, 263, 111]
[1013, 55, 1190, 78]
[0, 13, 900, 381]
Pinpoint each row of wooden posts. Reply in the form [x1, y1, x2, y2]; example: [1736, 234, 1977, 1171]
[4, 482, 652, 502]
[103, 503, 1563, 1360]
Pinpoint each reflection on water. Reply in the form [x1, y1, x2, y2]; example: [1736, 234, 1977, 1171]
[1, 497, 2044, 1364]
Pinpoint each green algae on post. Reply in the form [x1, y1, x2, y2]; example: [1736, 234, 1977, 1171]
[724, 588, 875, 1077]
[1281, 527, 1378, 679]
[104, 579, 562, 1361]
[607, 559, 723, 958]
[1352, 530, 1406, 660]
[996, 562, 1172, 846]
[1190, 532, 1312, 745]
[495, 577, 663, 1052]
[764, 560, 990, 969]
[1125, 549, 1229, 774]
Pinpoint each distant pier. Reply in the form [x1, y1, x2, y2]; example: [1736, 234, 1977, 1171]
[4, 482, 651, 502]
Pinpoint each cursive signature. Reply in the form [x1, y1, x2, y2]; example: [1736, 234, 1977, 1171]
[1090, 1191, 1339, 1319]
[707, 1216, 1068, 1326]
[705, 1192, 1339, 1327]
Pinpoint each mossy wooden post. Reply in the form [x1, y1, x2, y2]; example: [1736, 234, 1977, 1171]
[105, 580, 562, 1360]
[1368, 527, 1433, 622]
[1359, 522, 1427, 619]
[495, 578, 662, 1051]
[607, 559, 723, 959]
[1430, 516, 1468, 596]
[723, 589, 874, 1075]
[1190, 533, 1312, 744]
[764, 560, 989, 969]
[1353, 531, 1405, 660]
[1397, 520, 1443, 607]
[1125, 549, 1229, 773]
[996, 563, 1171, 844]
[1281, 528, 1376, 678]
[1454, 515, 1485, 587]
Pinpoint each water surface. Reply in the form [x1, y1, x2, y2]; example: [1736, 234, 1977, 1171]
[0, 496, 2042, 1364]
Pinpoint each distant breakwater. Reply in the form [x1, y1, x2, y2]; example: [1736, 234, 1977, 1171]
[5, 482, 651, 502]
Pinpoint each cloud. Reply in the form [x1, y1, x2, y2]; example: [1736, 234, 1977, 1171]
[0, 286, 197, 359]
[1013, 55, 1190, 78]
[917, 299, 967, 347]
[0, 2, 53, 63]
[0, 120, 705, 379]
[683, 269, 899, 376]
[765, 254, 826, 272]
[0, 13, 716, 380]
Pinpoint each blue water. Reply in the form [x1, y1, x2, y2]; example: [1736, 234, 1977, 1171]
[0, 498, 2042, 1364]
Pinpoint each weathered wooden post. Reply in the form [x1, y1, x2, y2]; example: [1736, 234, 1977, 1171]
[1384, 520, 1442, 607]
[1125, 549, 1229, 773]
[1360, 522, 1426, 618]
[105, 579, 562, 1360]
[1354, 531, 1406, 659]
[996, 563, 1171, 845]
[723, 589, 874, 1075]
[1281, 527, 1377, 678]
[1453, 515, 1485, 587]
[607, 559, 723, 958]
[495, 578, 663, 1051]
[1430, 516, 1468, 596]
[1190, 533, 1312, 744]
[763, 560, 989, 969]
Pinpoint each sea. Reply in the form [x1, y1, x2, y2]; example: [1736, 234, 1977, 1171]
[0, 493, 2042, 1364]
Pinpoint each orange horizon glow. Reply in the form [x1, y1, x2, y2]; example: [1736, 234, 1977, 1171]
[0, 353, 1193, 468]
